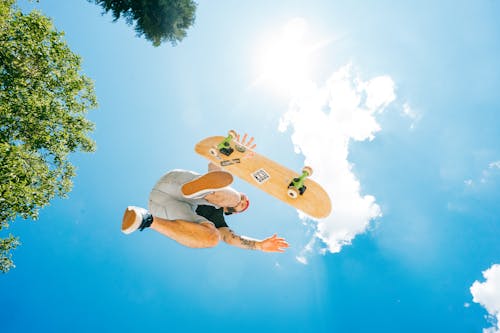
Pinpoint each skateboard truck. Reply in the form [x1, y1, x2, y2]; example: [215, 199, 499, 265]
[287, 166, 313, 199]
[210, 130, 238, 157]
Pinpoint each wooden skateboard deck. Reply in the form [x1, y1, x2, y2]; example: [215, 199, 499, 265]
[195, 134, 332, 219]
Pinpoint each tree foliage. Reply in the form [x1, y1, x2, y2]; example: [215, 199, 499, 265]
[92, 0, 197, 46]
[0, 0, 97, 273]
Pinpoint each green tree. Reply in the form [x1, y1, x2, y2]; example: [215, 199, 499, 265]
[0, 0, 97, 273]
[92, 0, 197, 46]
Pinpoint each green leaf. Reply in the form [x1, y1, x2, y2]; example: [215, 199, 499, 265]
[0, 1, 98, 273]
[91, 0, 197, 47]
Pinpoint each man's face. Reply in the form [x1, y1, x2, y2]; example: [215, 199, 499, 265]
[225, 193, 249, 215]
[234, 193, 249, 212]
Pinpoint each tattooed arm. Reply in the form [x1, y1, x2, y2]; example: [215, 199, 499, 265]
[218, 227, 289, 252]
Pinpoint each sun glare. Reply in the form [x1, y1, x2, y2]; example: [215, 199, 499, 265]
[255, 18, 312, 95]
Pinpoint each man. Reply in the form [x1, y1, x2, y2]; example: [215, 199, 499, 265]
[122, 167, 289, 253]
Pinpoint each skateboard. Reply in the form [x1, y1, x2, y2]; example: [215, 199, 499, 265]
[195, 130, 332, 219]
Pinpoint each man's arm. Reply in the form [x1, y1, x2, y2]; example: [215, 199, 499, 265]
[218, 227, 289, 252]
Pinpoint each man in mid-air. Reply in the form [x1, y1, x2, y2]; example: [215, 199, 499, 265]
[122, 135, 288, 253]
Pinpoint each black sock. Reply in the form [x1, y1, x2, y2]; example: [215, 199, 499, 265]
[139, 212, 153, 231]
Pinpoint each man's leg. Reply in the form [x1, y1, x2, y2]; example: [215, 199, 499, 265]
[150, 217, 220, 248]
[122, 206, 219, 248]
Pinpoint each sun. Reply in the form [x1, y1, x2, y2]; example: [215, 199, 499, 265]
[254, 18, 312, 95]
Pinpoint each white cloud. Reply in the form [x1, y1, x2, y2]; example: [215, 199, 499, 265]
[363, 76, 396, 111]
[295, 237, 316, 265]
[465, 160, 500, 186]
[481, 161, 500, 183]
[470, 264, 500, 333]
[296, 256, 308, 265]
[279, 64, 395, 254]
[489, 161, 500, 170]
[402, 102, 421, 129]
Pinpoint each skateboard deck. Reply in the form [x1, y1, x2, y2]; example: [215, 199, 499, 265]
[195, 133, 332, 219]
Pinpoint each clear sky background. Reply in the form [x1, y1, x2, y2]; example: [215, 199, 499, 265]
[2, 1, 500, 332]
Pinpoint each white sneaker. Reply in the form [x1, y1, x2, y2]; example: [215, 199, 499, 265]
[121, 206, 153, 234]
[181, 171, 234, 199]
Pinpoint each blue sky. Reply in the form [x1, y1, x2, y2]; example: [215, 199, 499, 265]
[2, 0, 500, 332]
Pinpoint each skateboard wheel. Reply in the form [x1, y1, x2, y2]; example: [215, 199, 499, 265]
[209, 148, 218, 157]
[302, 166, 313, 176]
[228, 130, 237, 139]
[287, 188, 299, 199]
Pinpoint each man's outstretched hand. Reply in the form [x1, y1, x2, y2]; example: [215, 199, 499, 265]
[260, 234, 289, 253]
[235, 132, 257, 159]
[236, 133, 256, 151]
